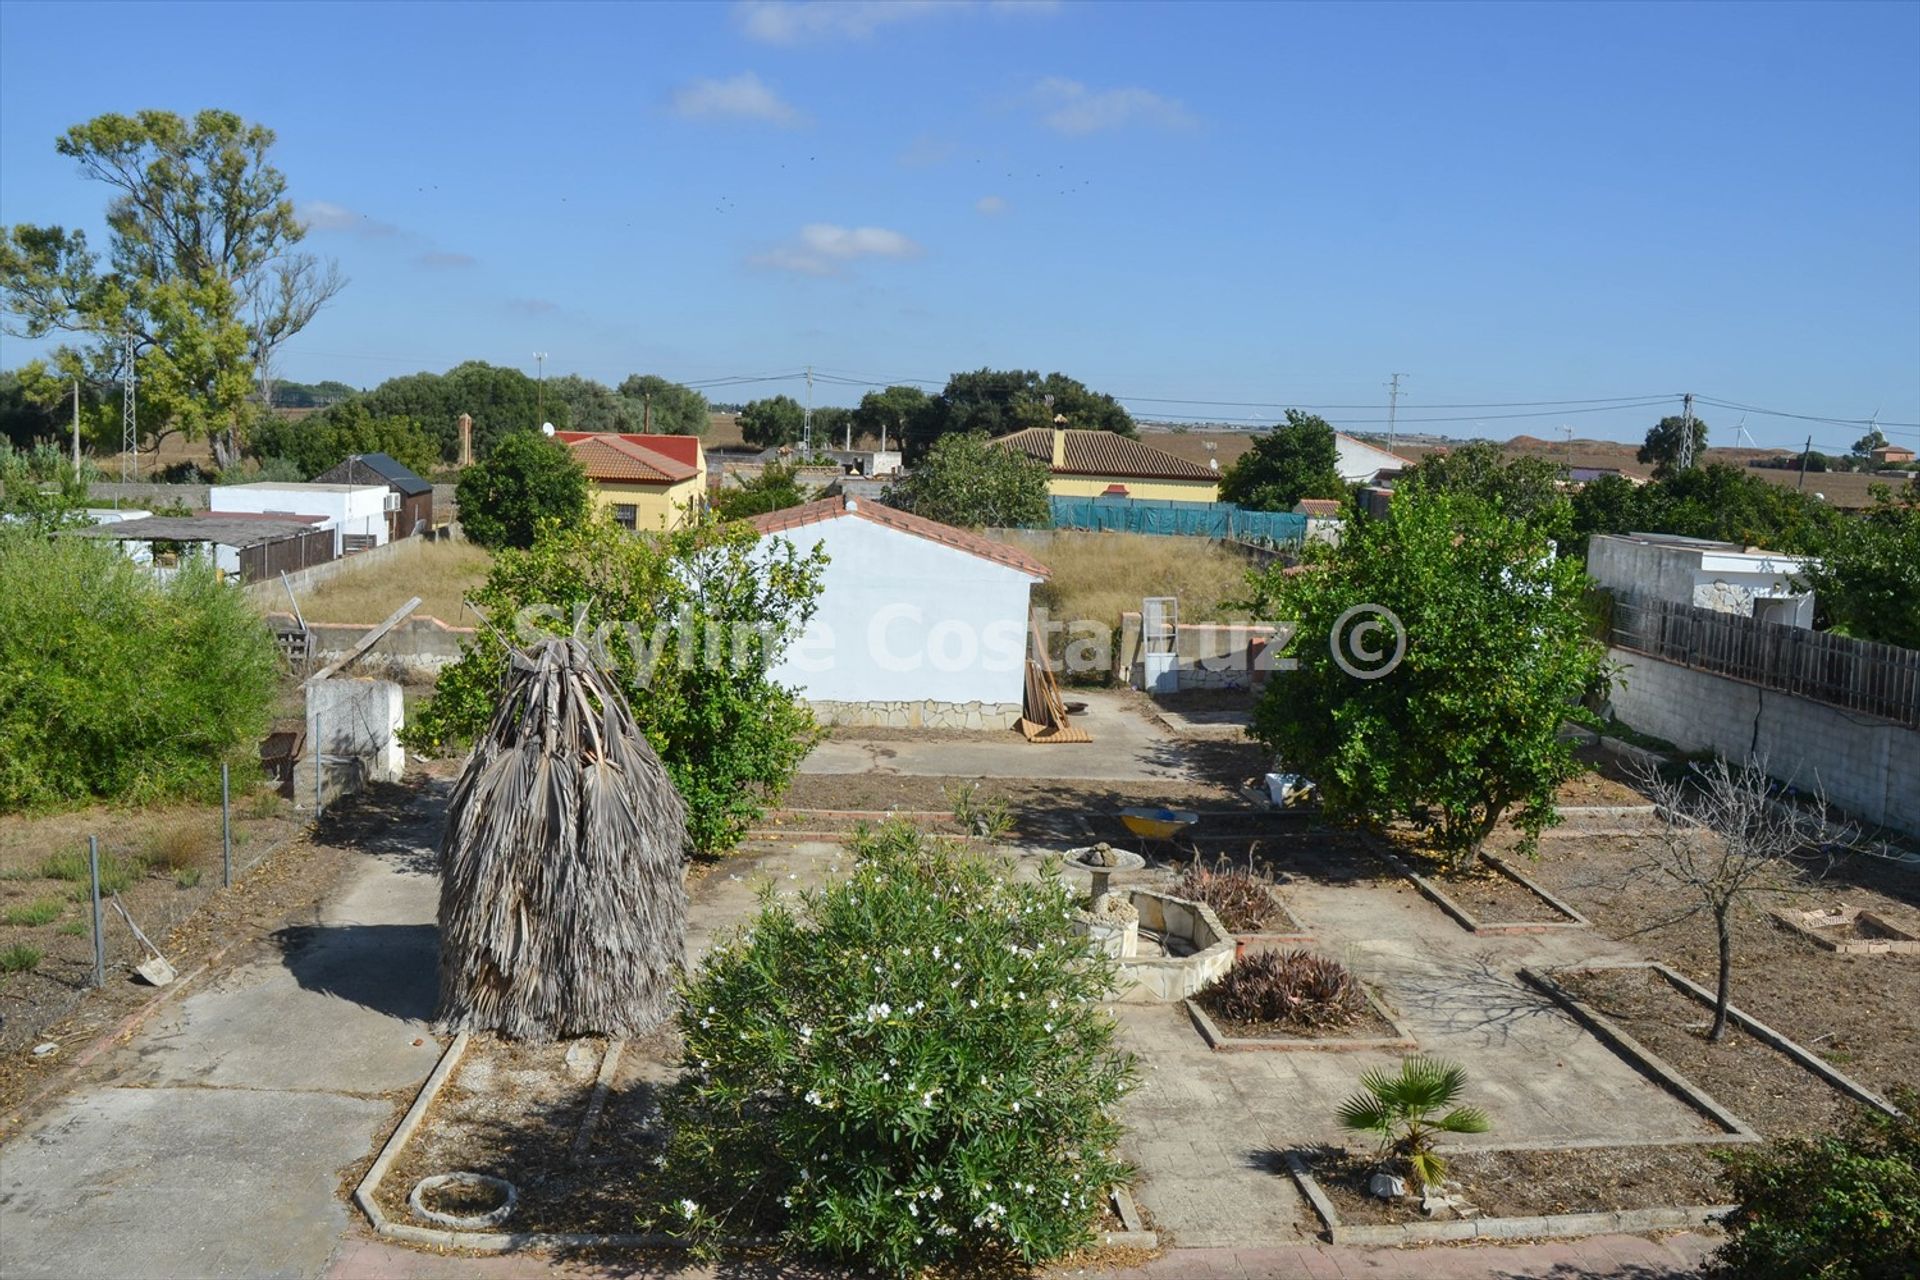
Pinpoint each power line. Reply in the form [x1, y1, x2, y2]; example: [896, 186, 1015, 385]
[1694, 394, 1920, 434]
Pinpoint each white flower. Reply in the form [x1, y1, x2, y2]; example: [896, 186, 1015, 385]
[932, 945, 941, 960]
[804, 1089, 824, 1106]
[798, 1023, 812, 1042]
[1011, 1101, 1021, 1112]
[678, 1198, 699, 1218]
[864, 1001, 891, 1022]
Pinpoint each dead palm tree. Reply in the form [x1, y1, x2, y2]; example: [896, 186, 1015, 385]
[1337, 1057, 1491, 1191]
[437, 636, 688, 1041]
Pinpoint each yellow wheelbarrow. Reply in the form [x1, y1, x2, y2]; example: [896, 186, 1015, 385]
[1119, 807, 1199, 841]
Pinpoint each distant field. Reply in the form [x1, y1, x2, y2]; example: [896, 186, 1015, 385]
[1001, 529, 1256, 627]
[274, 539, 492, 625]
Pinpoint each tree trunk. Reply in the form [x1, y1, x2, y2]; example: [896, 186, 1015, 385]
[211, 426, 239, 473]
[1709, 907, 1732, 1043]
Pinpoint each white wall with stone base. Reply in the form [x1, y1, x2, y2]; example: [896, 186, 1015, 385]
[1607, 646, 1919, 836]
[809, 699, 1023, 730]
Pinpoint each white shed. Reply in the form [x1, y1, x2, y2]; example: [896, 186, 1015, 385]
[749, 496, 1050, 729]
[208, 482, 390, 557]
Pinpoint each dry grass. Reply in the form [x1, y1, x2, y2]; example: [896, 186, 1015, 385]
[1008, 530, 1256, 626]
[282, 540, 492, 625]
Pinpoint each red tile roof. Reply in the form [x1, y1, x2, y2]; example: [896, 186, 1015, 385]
[558, 432, 700, 484]
[748, 496, 1050, 578]
[1294, 499, 1342, 517]
[992, 427, 1218, 481]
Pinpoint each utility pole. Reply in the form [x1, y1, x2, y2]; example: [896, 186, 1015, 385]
[1798, 434, 1813, 490]
[534, 352, 548, 425]
[1679, 392, 1696, 470]
[642, 391, 652, 433]
[1562, 424, 1574, 477]
[1386, 373, 1407, 451]
[71, 380, 81, 469]
[802, 365, 814, 454]
[121, 328, 137, 482]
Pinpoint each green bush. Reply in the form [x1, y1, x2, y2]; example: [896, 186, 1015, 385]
[452, 430, 589, 550]
[41, 849, 145, 897]
[0, 944, 43, 973]
[1, 899, 64, 927]
[0, 532, 278, 812]
[1709, 1090, 1920, 1280]
[652, 822, 1136, 1274]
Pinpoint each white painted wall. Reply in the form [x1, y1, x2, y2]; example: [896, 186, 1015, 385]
[207, 483, 385, 556]
[1589, 535, 1815, 627]
[761, 514, 1042, 705]
[1335, 434, 1411, 483]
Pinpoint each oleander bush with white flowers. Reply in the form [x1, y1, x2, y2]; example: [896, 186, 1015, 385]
[649, 820, 1137, 1274]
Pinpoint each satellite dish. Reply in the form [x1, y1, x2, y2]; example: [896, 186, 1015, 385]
[541, 422, 556, 437]
[1209, 458, 1219, 471]
[1813, 492, 1826, 502]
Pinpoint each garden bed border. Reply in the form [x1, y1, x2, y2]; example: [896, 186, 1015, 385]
[1183, 982, 1417, 1053]
[1386, 850, 1592, 936]
[1229, 884, 1314, 947]
[1768, 905, 1920, 956]
[353, 1033, 1158, 1254]
[1280, 1149, 1733, 1246]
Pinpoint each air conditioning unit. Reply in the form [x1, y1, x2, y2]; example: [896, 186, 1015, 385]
[383, 493, 401, 513]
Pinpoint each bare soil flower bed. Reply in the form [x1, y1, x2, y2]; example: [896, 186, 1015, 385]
[1431, 863, 1576, 925]
[1308, 1145, 1725, 1225]
[1554, 967, 1856, 1139]
[1516, 833, 1920, 1100]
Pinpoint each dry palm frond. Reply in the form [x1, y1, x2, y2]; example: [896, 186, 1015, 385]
[437, 636, 689, 1041]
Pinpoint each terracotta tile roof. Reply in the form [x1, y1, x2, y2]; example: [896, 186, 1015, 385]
[559, 432, 700, 484]
[747, 496, 1050, 579]
[1294, 499, 1342, 517]
[992, 427, 1218, 481]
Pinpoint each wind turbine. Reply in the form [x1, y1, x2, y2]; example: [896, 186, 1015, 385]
[1733, 416, 1758, 449]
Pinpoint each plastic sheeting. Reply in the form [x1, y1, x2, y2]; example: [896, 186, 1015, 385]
[1046, 496, 1308, 545]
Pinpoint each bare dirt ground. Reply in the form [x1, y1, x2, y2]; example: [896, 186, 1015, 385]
[0, 792, 302, 1058]
[1313, 1145, 1725, 1225]
[1511, 831, 1920, 1101]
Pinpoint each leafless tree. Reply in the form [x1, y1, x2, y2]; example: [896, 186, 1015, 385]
[1630, 755, 1857, 1042]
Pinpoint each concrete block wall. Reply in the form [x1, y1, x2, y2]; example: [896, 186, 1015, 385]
[1607, 646, 1920, 836]
[266, 613, 477, 676]
[300, 678, 404, 810]
[243, 532, 451, 603]
[1120, 617, 1278, 691]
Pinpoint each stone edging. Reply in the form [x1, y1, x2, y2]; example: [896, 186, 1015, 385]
[1231, 885, 1314, 947]
[354, 1033, 1159, 1253]
[1281, 1150, 1733, 1246]
[1183, 983, 1418, 1054]
[1383, 850, 1590, 936]
[1768, 905, 1920, 956]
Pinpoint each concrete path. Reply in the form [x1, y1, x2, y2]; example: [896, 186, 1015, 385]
[0, 782, 447, 1280]
[801, 689, 1199, 781]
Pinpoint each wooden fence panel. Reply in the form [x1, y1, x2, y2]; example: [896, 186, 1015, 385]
[1608, 591, 1919, 728]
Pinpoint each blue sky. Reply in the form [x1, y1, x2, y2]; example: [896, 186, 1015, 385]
[2, 0, 1916, 450]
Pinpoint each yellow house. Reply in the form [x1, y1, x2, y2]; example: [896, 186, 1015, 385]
[992, 427, 1220, 502]
[556, 432, 708, 530]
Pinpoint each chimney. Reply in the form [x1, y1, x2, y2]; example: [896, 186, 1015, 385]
[457, 413, 473, 467]
[1050, 427, 1066, 469]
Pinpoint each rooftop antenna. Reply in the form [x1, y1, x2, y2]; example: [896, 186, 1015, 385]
[533, 352, 548, 426]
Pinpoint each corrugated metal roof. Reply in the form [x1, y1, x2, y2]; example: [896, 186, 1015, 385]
[316, 453, 432, 496]
[748, 495, 1050, 578]
[70, 516, 328, 547]
[992, 428, 1218, 480]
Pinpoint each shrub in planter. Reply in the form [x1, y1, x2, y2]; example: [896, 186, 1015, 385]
[1708, 1088, 1920, 1280]
[1199, 948, 1365, 1030]
[1173, 857, 1281, 932]
[652, 821, 1137, 1275]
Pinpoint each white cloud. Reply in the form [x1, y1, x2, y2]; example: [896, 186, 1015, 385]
[669, 72, 806, 127]
[736, 0, 1056, 44]
[752, 222, 923, 276]
[974, 194, 1008, 216]
[298, 200, 399, 238]
[1028, 76, 1196, 136]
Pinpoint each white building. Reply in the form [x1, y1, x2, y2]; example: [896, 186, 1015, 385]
[749, 495, 1049, 729]
[1587, 532, 1816, 628]
[1334, 433, 1415, 484]
[208, 482, 389, 557]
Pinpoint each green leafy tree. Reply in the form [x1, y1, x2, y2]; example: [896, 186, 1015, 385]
[452, 430, 588, 550]
[0, 110, 344, 468]
[1249, 488, 1601, 867]
[360, 361, 544, 461]
[1568, 472, 1647, 555]
[1217, 410, 1347, 511]
[653, 821, 1136, 1273]
[713, 461, 811, 521]
[617, 374, 710, 436]
[267, 379, 358, 409]
[738, 394, 806, 448]
[1708, 1089, 1920, 1280]
[885, 431, 1050, 528]
[1798, 487, 1920, 648]
[1337, 1058, 1491, 1192]
[405, 517, 826, 855]
[246, 401, 439, 480]
[1851, 428, 1890, 460]
[1570, 464, 1842, 557]
[1398, 440, 1570, 536]
[852, 384, 932, 447]
[1637, 413, 1709, 479]
[542, 373, 635, 433]
[913, 369, 1133, 460]
[0, 442, 95, 530]
[0, 529, 278, 811]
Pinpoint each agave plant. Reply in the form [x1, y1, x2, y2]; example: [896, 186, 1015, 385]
[1336, 1057, 1491, 1191]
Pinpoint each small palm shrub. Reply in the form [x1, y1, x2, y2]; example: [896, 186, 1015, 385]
[1200, 949, 1366, 1030]
[1337, 1057, 1491, 1191]
[1174, 857, 1282, 932]
[1708, 1088, 1919, 1280]
[652, 821, 1136, 1275]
